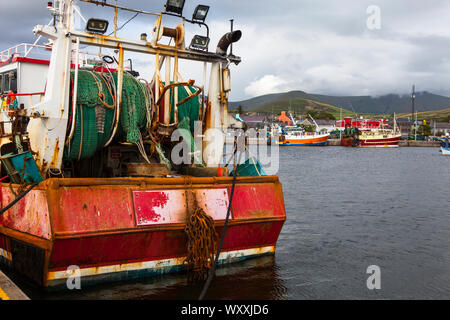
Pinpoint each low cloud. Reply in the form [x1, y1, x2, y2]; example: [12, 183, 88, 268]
[3, 1, 450, 101]
[244, 75, 294, 97]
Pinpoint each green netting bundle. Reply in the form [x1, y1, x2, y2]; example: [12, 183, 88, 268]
[63, 72, 201, 163]
[64, 70, 149, 162]
[64, 70, 115, 161]
[114, 72, 148, 143]
[164, 83, 200, 133]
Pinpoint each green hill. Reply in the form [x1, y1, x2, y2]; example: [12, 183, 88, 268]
[397, 107, 450, 122]
[230, 90, 450, 114]
[253, 96, 354, 119]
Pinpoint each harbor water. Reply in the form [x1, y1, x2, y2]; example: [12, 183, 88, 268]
[19, 147, 450, 299]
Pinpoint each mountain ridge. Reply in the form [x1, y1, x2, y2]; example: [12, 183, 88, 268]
[230, 90, 450, 114]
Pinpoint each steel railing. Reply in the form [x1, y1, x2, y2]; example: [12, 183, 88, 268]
[0, 43, 52, 63]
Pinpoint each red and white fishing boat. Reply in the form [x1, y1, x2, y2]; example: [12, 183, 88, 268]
[0, 0, 286, 289]
[338, 117, 401, 147]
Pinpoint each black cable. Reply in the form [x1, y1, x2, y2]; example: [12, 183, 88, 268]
[108, 12, 140, 36]
[223, 144, 238, 169]
[198, 145, 243, 300]
[0, 182, 40, 216]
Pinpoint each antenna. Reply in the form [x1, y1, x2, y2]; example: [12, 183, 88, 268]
[411, 84, 416, 138]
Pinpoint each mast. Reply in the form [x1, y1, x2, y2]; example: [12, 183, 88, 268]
[415, 110, 418, 140]
[393, 112, 398, 134]
[308, 114, 319, 133]
[411, 85, 416, 139]
[288, 112, 297, 126]
[27, 0, 74, 173]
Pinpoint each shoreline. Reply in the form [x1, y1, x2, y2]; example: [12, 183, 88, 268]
[326, 139, 441, 147]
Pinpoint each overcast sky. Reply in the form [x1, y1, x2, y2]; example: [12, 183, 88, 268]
[2, 0, 450, 101]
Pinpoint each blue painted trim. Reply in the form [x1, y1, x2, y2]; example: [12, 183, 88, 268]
[45, 251, 275, 291]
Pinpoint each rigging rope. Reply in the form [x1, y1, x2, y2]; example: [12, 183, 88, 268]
[198, 139, 244, 300]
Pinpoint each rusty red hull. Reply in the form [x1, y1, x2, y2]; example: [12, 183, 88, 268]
[0, 176, 286, 289]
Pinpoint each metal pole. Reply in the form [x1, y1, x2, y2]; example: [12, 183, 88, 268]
[415, 111, 417, 140]
[114, 0, 118, 37]
[411, 84, 415, 140]
[66, 37, 80, 146]
[230, 19, 234, 55]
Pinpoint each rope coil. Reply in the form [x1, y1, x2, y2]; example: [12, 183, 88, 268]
[184, 190, 218, 283]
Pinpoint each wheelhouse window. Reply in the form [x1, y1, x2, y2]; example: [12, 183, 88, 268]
[8, 71, 17, 93]
[0, 70, 17, 94]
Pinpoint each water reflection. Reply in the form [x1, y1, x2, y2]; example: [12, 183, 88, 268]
[25, 255, 287, 300]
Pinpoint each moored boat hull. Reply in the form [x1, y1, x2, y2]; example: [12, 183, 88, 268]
[278, 134, 329, 146]
[0, 176, 286, 289]
[341, 135, 401, 147]
[340, 137, 357, 147]
[359, 135, 401, 147]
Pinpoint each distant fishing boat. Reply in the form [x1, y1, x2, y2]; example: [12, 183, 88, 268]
[277, 113, 329, 146]
[278, 127, 329, 146]
[441, 135, 450, 155]
[339, 116, 401, 148]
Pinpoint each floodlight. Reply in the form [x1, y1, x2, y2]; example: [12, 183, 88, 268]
[165, 0, 185, 16]
[189, 35, 210, 51]
[86, 18, 109, 34]
[192, 5, 209, 22]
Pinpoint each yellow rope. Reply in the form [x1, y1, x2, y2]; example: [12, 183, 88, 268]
[89, 71, 115, 109]
[0, 287, 10, 300]
[245, 145, 262, 176]
[184, 188, 218, 282]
